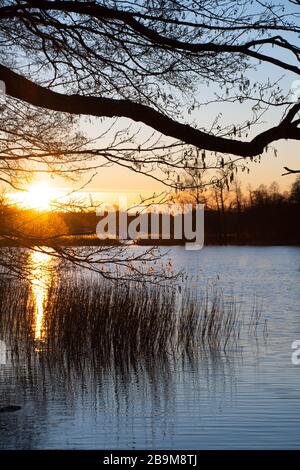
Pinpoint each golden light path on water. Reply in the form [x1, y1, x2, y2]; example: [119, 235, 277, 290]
[29, 250, 53, 342]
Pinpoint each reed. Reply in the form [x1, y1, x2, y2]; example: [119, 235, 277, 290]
[0, 276, 262, 371]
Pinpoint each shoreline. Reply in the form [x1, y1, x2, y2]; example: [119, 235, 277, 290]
[0, 236, 299, 248]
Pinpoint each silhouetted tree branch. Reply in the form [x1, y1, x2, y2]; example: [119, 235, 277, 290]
[0, 0, 300, 280]
[1, 63, 300, 157]
[0, 0, 300, 161]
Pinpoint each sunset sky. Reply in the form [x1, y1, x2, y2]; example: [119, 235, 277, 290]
[11, 137, 297, 211]
[5, 36, 300, 205]
[27, 59, 300, 199]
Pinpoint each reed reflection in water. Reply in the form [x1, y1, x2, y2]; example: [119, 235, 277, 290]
[0, 247, 268, 450]
[0, 259, 264, 377]
[1, 246, 300, 450]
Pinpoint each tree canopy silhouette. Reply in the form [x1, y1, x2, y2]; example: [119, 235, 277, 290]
[0, 0, 300, 280]
[0, 0, 300, 168]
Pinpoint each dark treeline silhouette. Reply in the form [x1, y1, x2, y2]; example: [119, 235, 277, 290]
[0, 178, 299, 247]
[204, 178, 300, 245]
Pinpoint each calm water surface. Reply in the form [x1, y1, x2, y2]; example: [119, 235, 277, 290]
[0, 246, 299, 449]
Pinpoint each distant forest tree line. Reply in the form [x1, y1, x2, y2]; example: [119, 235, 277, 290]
[1, 177, 299, 247]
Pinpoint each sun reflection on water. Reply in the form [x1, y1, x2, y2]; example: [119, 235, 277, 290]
[29, 249, 53, 342]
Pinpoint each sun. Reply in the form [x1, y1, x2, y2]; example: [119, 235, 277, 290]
[23, 183, 56, 211]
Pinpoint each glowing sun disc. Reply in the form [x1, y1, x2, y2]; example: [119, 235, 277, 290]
[23, 183, 56, 210]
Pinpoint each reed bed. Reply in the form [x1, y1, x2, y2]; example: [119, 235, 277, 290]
[0, 276, 262, 372]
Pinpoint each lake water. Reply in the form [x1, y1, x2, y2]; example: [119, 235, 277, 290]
[0, 246, 300, 449]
